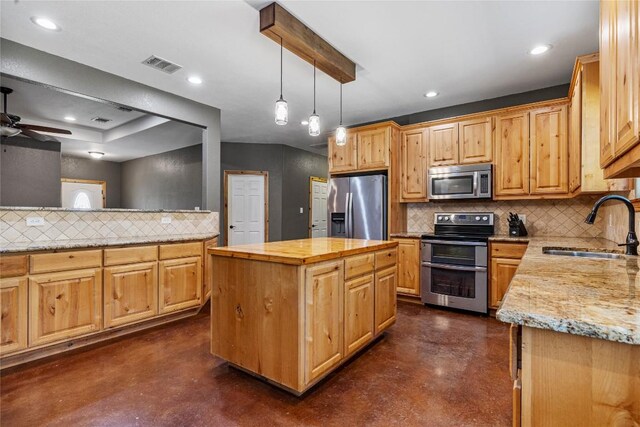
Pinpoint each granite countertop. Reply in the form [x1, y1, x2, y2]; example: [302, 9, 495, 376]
[496, 236, 639, 345]
[209, 237, 397, 265]
[1, 233, 220, 254]
[390, 232, 424, 239]
[489, 235, 530, 243]
[0, 207, 212, 214]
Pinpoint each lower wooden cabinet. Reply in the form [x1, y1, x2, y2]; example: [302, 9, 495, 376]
[304, 260, 344, 383]
[344, 273, 374, 356]
[393, 237, 420, 296]
[104, 262, 158, 328]
[28, 268, 102, 347]
[159, 256, 202, 314]
[204, 238, 218, 300]
[489, 242, 528, 310]
[374, 266, 397, 335]
[0, 277, 28, 355]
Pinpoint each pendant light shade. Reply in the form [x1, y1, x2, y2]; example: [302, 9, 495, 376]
[275, 37, 288, 125]
[335, 83, 347, 146]
[308, 60, 320, 136]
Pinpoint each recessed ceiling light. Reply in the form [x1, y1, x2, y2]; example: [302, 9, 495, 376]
[89, 151, 104, 159]
[64, 116, 76, 122]
[187, 76, 203, 85]
[30, 16, 61, 31]
[301, 120, 309, 125]
[425, 91, 438, 98]
[529, 44, 552, 55]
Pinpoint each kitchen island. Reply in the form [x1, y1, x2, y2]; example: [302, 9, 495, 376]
[208, 237, 398, 395]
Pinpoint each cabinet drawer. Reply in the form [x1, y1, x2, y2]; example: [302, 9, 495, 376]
[344, 253, 374, 280]
[375, 249, 397, 271]
[490, 242, 527, 259]
[104, 245, 158, 266]
[159, 242, 202, 260]
[0, 255, 28, 278]
[30, 250, 102, 274]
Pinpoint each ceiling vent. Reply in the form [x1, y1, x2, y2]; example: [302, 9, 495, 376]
[116, 106, 133, 112]
[142, 55, 182, 74]
[91, 117, 112, 124]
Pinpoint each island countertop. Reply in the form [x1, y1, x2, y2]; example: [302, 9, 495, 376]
[208, 237, 397, 265]
[496, 236, 639, 345]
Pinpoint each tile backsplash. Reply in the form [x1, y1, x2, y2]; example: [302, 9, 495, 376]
[0, 208, 219, 245]
[407, 196, 606, 238]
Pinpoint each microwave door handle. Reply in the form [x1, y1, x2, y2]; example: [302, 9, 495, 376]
[473, 173, 479, 196]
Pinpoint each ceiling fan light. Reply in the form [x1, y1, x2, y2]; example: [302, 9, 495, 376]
[275, 96, 288, 125]
[308, 114, 320, 136]
[335, 126, 347, 146]
[30, 16, 61, 31]
[0, 126, 21, 137]
[89, 151, 104, 159]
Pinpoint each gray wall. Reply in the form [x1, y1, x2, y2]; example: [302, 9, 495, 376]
[122, 145, 202, 210]
[0, 137, 61, 207]
[220, 143, 328, 242]
[61, 156, 122, 208]
[0, 39, 221, 212]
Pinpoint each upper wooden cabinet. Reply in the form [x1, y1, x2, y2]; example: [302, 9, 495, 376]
[328, 133, 357, 173]
[530, 105, 569, 195]
[358, 127, 390, 170]
[495, 112, 530, 197]
[600, 0, 640, 178]
[459, 117, 493, 165]
[429, 123, 459, 167]
[400, 128, 428, 201]
[569, 67, 583, 193]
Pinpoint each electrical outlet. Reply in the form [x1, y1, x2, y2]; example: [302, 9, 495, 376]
[299, 207, 304, 214]
[161, 216, 172, 224]
[518, 214, 527, 225]
[26, 217, 45, 226]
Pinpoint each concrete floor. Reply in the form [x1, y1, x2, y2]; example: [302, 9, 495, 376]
[1, 302, 512, 426]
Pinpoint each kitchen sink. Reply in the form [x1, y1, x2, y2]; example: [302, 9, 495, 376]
[542, 247, 623, 260]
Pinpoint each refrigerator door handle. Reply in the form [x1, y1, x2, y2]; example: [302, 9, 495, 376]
[345, 193, 351, 238]
[348, 192, 354, 238]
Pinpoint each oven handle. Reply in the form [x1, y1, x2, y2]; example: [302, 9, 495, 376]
[422, 261, 487, 272]
[422, 239, 487, 247]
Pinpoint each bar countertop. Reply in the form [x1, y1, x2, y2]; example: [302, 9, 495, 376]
[208, 237, 397, 265]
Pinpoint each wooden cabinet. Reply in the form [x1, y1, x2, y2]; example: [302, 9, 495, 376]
[530, 105, 569, 195]
[0, 277, 28, 355]
[429, 122, 459, 167]
[495, 112, 530, 197]
[400, 128, 428, 201]
[393, 238, 420, 296]
[304, 260, 344, 383]
[159, 256, 202, 314]
[569, 67, 583, 193]
[489, 242, 527, 310]
[374, 265, 397, 335]
[103, 262, 158, 328]
[0, 255, 28, 278]
[344, 274, 374, 356]
[600, 0, 616, 167]
[357, 127, 390, 170]
[459, 117, 493, 164]
[328, 133, 358, 173]
[204, 237, 218, 300]
[29, 268, 102, 346]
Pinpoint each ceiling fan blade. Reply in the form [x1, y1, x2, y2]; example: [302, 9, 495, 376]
[17, 124, 72, 135]
[20, 128, 60, 143]
[1, 112, 13, 125]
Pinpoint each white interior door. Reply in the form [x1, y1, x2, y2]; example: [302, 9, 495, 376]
[61, 182, 104, 209]
[228, 174, 266, 246]
[310, 179, 328, 238]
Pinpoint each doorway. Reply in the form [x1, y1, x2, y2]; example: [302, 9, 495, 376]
[309, 176, 328, 238]
[224, 171, 268, 246]
[61, 179, 106, 209]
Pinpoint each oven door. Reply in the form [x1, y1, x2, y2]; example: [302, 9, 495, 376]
[428, 171, 478, 200]
[421, 262, 488, 314]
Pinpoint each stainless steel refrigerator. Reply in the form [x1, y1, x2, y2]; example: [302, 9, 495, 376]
[328, 174, 387, 240]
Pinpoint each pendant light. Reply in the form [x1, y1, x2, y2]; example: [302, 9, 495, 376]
[274, 37, 288, 125]
[335, 83, 347, 146]
[308, 60, 320, 136]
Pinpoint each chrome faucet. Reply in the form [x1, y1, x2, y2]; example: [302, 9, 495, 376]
[585, 195, 638, 256]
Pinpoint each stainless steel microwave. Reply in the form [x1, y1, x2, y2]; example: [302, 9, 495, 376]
[427, 163, 492, 200]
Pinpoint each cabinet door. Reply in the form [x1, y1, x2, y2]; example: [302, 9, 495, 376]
[530, 105, 569, 195]
[0, 277, 28, 355]
[304, 260, 344, 383]
[204, 237, 218, 300]
[490, 257, 521, 309]
[29, 268, 102, 346]
[374, 266, 397, 335]
[159, 256, 202, 314]
[428, 123, 459, 167]
[357, 128, 390, 170]
[104, 262, 158, 328]
[495, 112, 530, 197]
[614, 0, 640, 157]
[328, 133, 357, 173]
[569, 70, 582, 193]
[344, 273, 374, 357]
[600, 0, 616, 167]
[400, 129, 428, 201]
[393, 238, 420, 296]
[459, 117, 493, 165]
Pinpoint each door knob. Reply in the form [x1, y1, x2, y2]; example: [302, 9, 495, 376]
[229, 225, 235, 229]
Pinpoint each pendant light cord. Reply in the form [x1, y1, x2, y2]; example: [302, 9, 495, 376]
[313, 60, 316, 114]
[280, 37, 283, 98]
[340, 84, 343, 125]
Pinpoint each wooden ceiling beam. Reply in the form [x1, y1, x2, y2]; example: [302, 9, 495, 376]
[260, 2, 356, 84]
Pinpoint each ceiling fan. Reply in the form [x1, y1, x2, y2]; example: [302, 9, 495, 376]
[1, 86, 72, 142]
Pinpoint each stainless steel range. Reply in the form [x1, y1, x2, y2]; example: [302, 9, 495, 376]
[421, 212, 494, 314]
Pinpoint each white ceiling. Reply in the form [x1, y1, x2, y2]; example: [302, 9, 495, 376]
[0, 1, 600, 154]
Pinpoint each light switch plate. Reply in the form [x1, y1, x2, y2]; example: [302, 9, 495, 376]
[26, 217, 45, 226]
[299, 207, 304, 214]
[161, 216, 172, 224]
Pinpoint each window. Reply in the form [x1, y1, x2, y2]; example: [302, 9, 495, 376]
[73, 191, 92, 209]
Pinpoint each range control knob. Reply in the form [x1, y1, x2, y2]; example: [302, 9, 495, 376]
[482, 216, 488, 221]
[475, 216, 481, 221]
[444, 216, 450, 221]
[437, 216, 443, 221]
